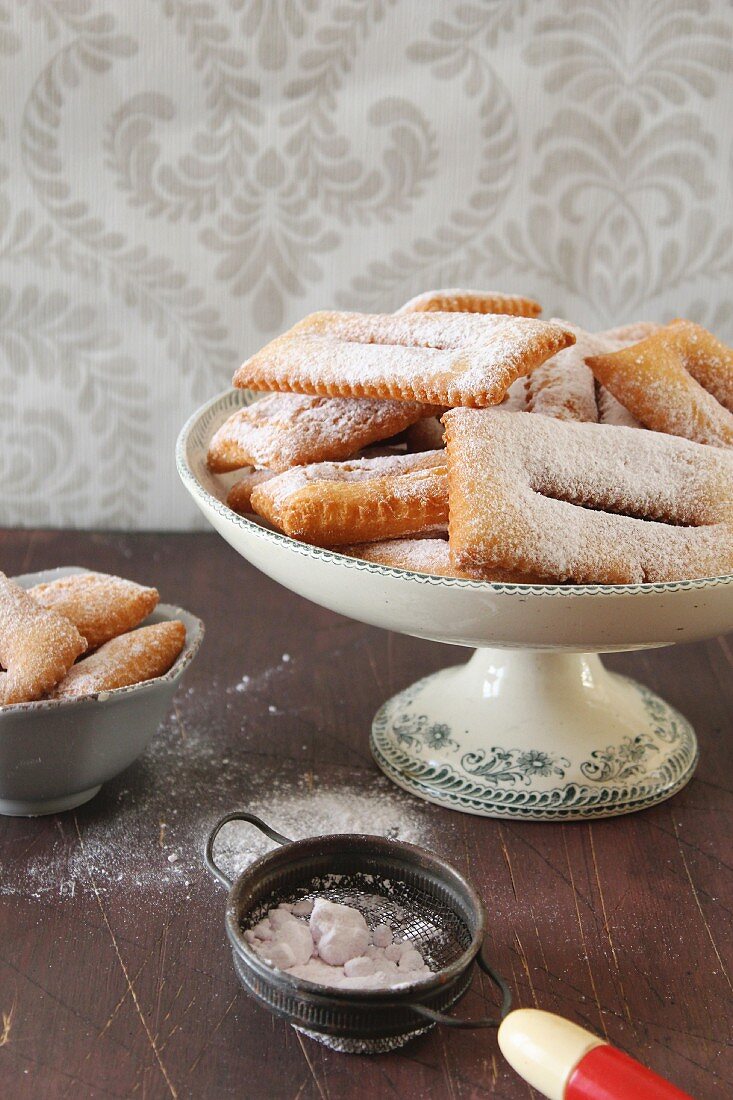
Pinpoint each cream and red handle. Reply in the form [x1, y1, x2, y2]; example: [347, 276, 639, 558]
[498, 1009, 693, 1100]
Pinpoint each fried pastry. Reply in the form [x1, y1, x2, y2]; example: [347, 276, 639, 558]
[227, 468, 278, 514]
[526, 327, 600, 423]
[53, 620, 187, 698]
[397, 288, 541, 317]
[444, 409, 733, 584]
[339, 538, 457, 576]
[526, 323, 660, 424]
[596, 386, 640, 428]
[499, 376, 529, 411]
[249, 451, 448, 546]
[207, 393, 437, 473]
[598, 321, 660, 344]
[232, 311, 575, 408]
[339, 538, 540, 581]
[0, 572, 86, 705]
[594, 324, 658, 426]
[666, 319, 733, 412]
[586, 322, 733, 448]
[30, 572, 159, 651]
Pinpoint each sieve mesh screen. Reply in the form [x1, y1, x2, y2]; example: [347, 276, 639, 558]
[241, 870, 472, 973]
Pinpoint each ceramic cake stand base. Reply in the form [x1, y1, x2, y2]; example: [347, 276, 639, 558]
[370, 649, 697, 821]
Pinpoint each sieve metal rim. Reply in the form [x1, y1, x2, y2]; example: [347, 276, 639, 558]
[205, 811, 494, 1008]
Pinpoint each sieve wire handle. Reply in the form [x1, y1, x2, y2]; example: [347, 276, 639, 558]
[408, 943, 512, 1030]
[205, 811, 293, 889]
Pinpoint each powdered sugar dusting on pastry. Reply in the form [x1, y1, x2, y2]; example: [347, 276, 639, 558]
[666, 320, 733, 413]
[597, 386, 641, 427]
[30, 572, 159, 651]
[527, 321, 662, 425]
[586, 324, 733, 449]
[339, 538, 455, 577]
[445, 409, 733, 584]
[339, 539, 539, 582]
[233, 310, 576, 408]
[208, 393, 435, 473]
[53, 620, 186, 698]
[0, 572, 87, 705]
[396, 287, 541, 317]
[259, 451, 444, 506]
[598, 321, 660, 344]
[499, 376, 529, 411]
[526, 325, 601, 423]
[250, 451, 448, 546]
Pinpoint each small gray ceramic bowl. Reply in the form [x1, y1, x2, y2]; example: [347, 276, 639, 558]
[0, 566, 204, 816]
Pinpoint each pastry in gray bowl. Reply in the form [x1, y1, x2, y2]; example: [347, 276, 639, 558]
[0, 566, 204, 816]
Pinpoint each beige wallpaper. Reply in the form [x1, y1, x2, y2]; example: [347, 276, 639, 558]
[1, 0, 732, 529]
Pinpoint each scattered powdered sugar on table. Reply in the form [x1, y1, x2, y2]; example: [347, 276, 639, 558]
[0, 688, 440, 907]
[211, 777, 437, 883]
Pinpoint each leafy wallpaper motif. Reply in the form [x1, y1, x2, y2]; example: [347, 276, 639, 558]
[1, 0, 731, 529]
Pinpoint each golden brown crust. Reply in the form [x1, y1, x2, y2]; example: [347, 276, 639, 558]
[226, 468, 278, 514]
[0, 572, 86, 705]
[207, 393, 438, 473]
[232, 311, 576, 409]
[250, 451, 448, 546]
[53, 621, 187, 698]
[586, 322, 733, 448]
[444, 409, 733, 584]
[396, 288, 541, 318]
[30, 572, 159, 651]
[667, 320, 733, 412]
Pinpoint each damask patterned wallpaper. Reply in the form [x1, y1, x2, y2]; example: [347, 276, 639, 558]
[1, 1, 732, 529]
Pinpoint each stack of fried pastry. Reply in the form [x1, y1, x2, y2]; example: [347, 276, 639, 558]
[208, 289, 733, 585]
[0, 571, 186, 706]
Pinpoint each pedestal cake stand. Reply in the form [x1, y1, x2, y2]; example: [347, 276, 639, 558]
[178, 390, 733, 821]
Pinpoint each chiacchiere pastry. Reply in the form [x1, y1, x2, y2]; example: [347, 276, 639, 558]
[207, 393, 438, 473]
[233, 310, 575, 408]
[397, 288, 541, 317]
[598, 321, 660, 344]
[595, 386, 640, 428]
[30, 572, 159, 651]
[586, 321, 733, 448]
[339, 538, 459, 576]
[249, 451, 448, 546]
[444, 409, 733, 584]
[0, 572, 86, 704]
[339, 538, 542, 582]
[53, 620, 187, 698]
[525, 322, 661, 426]
[227, 468, 278, 514]
[525, 327, 601, 424]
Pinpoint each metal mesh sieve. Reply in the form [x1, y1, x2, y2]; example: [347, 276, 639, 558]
[206, 812, 511, 1053]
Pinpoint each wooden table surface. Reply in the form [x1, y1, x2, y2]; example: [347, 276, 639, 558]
[1, 529, 731, 1100]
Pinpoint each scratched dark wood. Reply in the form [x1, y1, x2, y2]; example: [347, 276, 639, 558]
[0, 530, 731, 1100]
